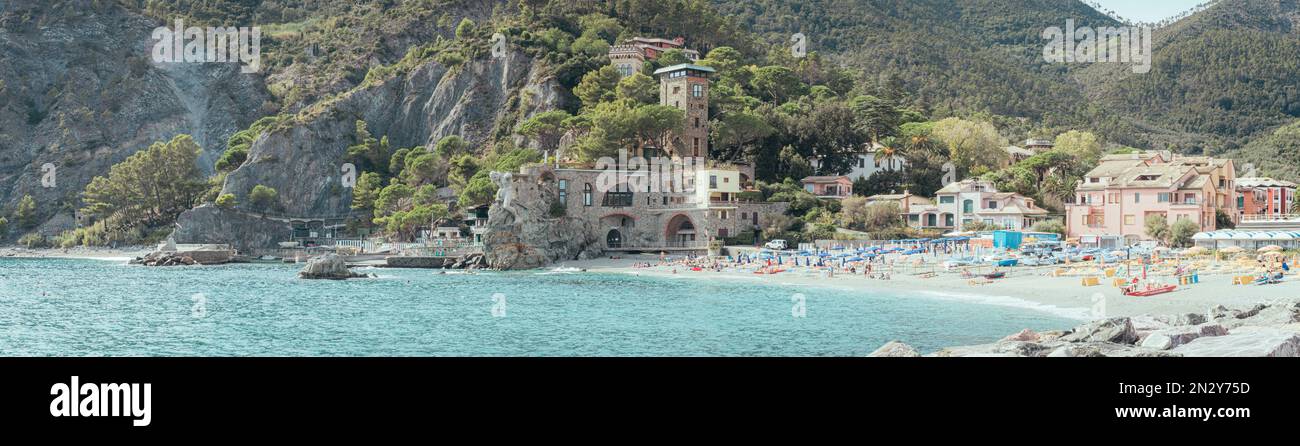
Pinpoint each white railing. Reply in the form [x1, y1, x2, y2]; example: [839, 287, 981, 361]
[1241, 214, 1300, 222]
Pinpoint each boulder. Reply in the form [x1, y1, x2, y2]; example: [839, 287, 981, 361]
[132, 251, 199, 267]
[298, 254, 367, 280]
[1236, 302, 1300, 327]
[1001, 328, 1041, 342]
[1061, 317, 1138, 344]
[1171, 328, 1300, 357]
[1045, 344, 1110, 357]
[868, 341, 921, 357]
[1138, 323, 1229, 350]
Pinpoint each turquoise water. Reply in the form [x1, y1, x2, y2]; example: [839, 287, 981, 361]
[0, 258, 1074, 356]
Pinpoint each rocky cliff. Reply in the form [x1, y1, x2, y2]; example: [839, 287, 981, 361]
[482, 168, 604, 270]
[0, 1, 267, 237]
[174, 49, 565, 248]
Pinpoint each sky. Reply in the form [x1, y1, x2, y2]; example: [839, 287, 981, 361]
[1090, 0, 1208, 22]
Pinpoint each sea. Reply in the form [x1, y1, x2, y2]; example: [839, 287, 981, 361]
[0, 258, 1076, 356]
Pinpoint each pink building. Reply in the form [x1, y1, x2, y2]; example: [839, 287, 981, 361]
[1065, 152, 1238, 247]
[800, 176, 853, 199]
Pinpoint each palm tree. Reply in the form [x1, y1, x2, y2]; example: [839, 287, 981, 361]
[874, 137, 905, 172]
[1291, 198, 1300, 216]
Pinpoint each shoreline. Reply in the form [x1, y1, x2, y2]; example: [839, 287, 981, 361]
[558, 254, 1300, 322]
[7, 247, 1295, 322]
[0, 246, 152, 262]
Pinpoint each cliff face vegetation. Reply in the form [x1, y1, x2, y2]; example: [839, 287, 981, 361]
[174, 48, 565, 248]
[0, 1, 267, 237]
[3, 0, 1299, 247]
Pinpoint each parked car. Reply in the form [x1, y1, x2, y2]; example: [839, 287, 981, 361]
[764, 239, 788, 250]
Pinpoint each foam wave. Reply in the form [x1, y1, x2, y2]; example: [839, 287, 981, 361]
[911, 289, 1093, 320]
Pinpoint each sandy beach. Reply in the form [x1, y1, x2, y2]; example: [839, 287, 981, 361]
[560, 252, 1300, 322]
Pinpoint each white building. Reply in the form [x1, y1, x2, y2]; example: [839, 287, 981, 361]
[809, 143, 906, 180]
[906, 179, 1049, 231]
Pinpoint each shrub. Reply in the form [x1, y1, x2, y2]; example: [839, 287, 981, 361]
[215, 193, 237, 209]
[18, 232, 49, 248]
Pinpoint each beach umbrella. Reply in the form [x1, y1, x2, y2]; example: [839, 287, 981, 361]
[1261, 251, 1285, 258]
[1184, 246, 1208, 256]
[1221, 246, 1245, 255]
[1259, 245, 1283, 253]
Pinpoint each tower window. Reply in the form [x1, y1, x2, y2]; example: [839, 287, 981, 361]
[692, 84, 703, 97]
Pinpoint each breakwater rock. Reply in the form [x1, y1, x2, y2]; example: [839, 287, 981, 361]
[876, 298, 1300, 357]
[299, 254, 369, 280]
[130, 251, 198, 266]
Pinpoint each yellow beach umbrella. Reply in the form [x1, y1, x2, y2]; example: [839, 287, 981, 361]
[1259, 245, 1284, 253]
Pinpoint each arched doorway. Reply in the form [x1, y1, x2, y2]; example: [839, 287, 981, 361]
[607, 229, 623, 248]
[665, 214, 697, 247]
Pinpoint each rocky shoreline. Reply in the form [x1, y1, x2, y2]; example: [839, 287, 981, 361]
[871, 298, 1300, 357]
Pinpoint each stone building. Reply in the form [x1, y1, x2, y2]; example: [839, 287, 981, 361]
[483, 163, 788, 269]
[483, 54, 784, 269]
[607, 36, 700, 77]
[654, 64, 714, 159]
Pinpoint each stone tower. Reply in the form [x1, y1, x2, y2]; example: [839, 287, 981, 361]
[653, 64, 715, 160]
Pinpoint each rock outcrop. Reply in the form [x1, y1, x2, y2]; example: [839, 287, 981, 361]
[481, 170, 603, 270]
[897, 298, 1300, 357]
[130, 251, 198, 267]
[298, 254, 367, 280]
[171, 205, 293, 252]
